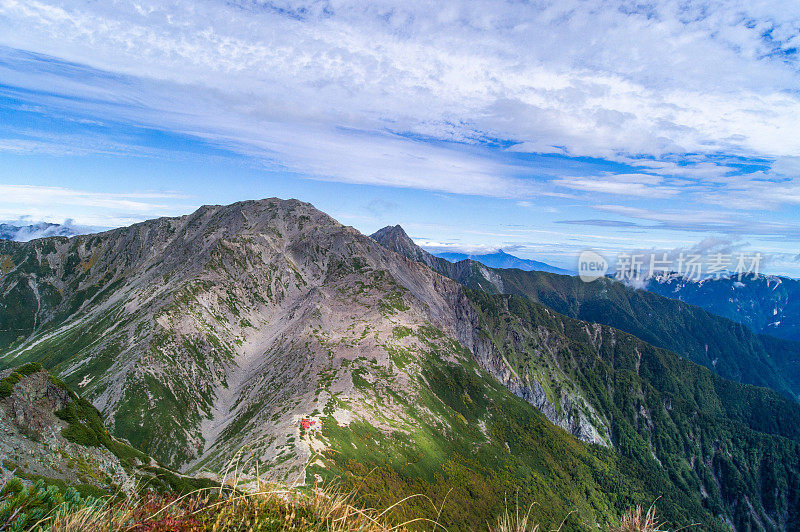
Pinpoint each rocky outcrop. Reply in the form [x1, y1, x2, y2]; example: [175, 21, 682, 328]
[370, 225, 504, 293]
[369, 225, 442, 271]
[0, 367, 137, 493]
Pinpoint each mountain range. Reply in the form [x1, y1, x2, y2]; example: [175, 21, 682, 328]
[434, 249, 572, 275]
[373, 225, 800, 402]
[430, 241, 800, 346]
[0, 222, 86, 242]
[0, 200, 798, 530]
[645, 273, 800, 343]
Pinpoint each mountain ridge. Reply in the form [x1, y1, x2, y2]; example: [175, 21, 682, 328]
[645, 273, 800, 342]
[1, 202, 799, 529]
[0, 199, 482, 474]
[372, 224, 800, 401]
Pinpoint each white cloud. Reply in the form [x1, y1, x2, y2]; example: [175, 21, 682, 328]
[1, 0, 800, 177]
[0, 185, 186, 211]
[591, 204, 800, 238]
[0, 185, 193, 226]
[551, 173, 680, 197]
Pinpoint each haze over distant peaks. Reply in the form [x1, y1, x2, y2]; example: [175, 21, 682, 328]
[0, 221, 91, 241]
[435, 249, 572, 275]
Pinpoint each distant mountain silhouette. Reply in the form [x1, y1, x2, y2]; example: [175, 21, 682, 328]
[435, 249, 572, 275]
[0, 221, 89, 241]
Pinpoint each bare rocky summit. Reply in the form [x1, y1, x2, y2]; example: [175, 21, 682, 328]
[0, 199, 606, 479]
[0, 200, 472, 476]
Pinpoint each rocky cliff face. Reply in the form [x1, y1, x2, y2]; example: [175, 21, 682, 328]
[369, 225, 442, 272]
[0, 366, 139, 493]
[370, 224, 608, 446]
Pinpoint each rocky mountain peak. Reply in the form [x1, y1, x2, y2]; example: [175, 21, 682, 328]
[370, 224, 441, 270]
[0, 200, 477, 476]
[2, 199, 799, 530]
[370, 225, 506, 294]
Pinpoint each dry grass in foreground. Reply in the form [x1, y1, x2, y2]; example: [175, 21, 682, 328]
[490, 501, 668, 532]
[3, 477, 671, 531]
[608, 505, 669, 532]
[40, 483, 421, 531]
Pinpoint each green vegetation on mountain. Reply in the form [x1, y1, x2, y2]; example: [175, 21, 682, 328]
[467, 290, 800, 530]
[371, 225, 800, 402]
[493, 270, 800, 400]
[0, 362, 42, 398]
[311, 324, 700, 530]
[304, 293, 800, 530]
[1, 202, 799, 531]
[0, 366, 214, 502]
[0, 477, 105, 531]
[370, 225, 800, 529]
[0, 474, 671, 532]
[645, 274, 800, 342]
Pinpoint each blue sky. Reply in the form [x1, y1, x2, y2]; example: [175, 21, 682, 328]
[1, 1, 799, 275]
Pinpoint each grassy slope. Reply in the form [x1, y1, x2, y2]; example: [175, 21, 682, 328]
[0, 475, 672, 532]
[307, 323, 732, 531]
[467, 290, 800, 531]
[488, 269, 800, 400]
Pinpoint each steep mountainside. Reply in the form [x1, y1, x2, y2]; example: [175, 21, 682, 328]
[0, 200, 478, 476]
[372, 224, 800, 529]
[372, 225, 800, 401]
[645, 273, 800, 342]
[1, 202, 798, 530]
[0, 364, 201, 496]
[494, 270, 800, 401]
[0, 200, 702, 528]
[370, 225, 507, 292]
[465, 291, 800, 531]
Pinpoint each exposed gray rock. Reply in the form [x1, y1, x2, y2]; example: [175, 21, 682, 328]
[0, 369, 137, 493]
[371, 225, 609, 446]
